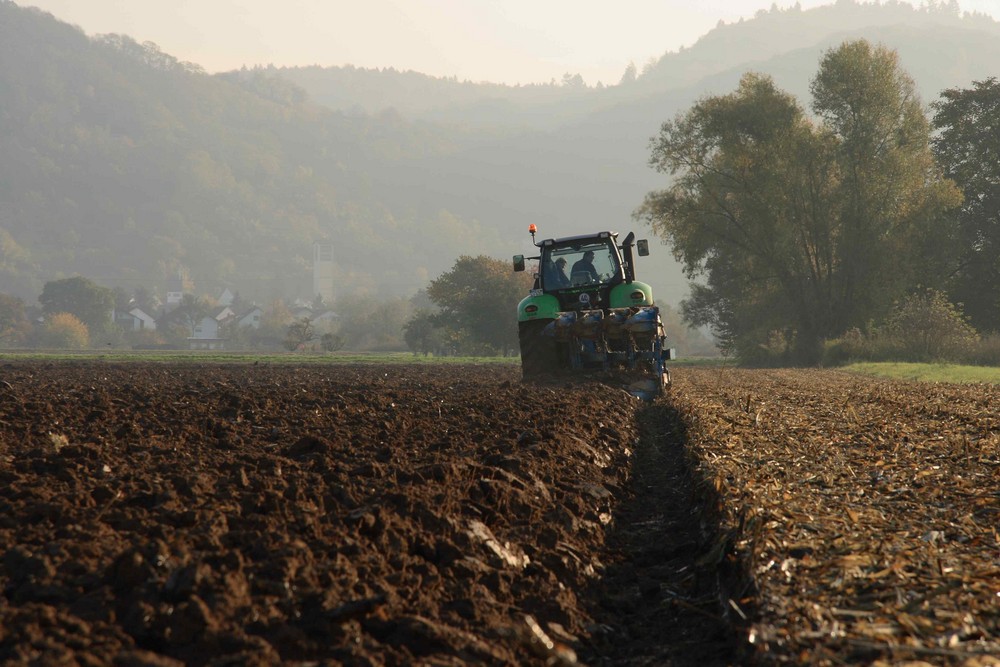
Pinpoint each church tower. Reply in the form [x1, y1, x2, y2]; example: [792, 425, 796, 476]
[313, 242, 335, 305]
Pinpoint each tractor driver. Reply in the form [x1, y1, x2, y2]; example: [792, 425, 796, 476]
[544, 257, 570, 288]
[553, 257, 570, 287]
[571, 250, 599, 284]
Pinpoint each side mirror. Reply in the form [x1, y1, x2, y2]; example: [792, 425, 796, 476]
[636, 240, 650, 257]
[513, 255, 525, 272]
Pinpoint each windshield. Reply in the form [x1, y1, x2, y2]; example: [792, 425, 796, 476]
[541, 240, 620, 290]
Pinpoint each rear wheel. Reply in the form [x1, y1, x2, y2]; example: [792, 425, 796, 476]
[519, 319, 558, 379]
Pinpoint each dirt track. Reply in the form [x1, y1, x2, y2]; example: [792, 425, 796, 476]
[2, 362, 998, 665]
[0, 362, 740, 666]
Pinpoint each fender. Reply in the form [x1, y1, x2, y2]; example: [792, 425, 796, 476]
[610, 281, 654, 308]
[517, 292, 561, 322]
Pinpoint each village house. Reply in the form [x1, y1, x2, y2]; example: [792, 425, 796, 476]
[185, 303, 271, 348]
[236, 306, 263, 329]
[115, 307, 157, 332]
[188, 316, 223, 350]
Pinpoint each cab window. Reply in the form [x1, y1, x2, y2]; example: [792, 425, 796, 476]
[543, 241, 619, 288]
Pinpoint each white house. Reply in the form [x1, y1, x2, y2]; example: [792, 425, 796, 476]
[115, 307, 157, 332]
[189, 316, 224, 350]
[236, 306, 263, 329]
[129, 308, 157, 331]
[212, 305, 235, 323]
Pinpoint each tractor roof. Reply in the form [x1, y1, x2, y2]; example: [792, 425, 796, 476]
[540, 231, 618, 246]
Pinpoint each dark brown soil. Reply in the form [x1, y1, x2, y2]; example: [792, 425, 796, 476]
[0, 362, 738, 666]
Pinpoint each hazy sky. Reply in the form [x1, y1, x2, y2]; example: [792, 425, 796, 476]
[16, 0, 1000, 85]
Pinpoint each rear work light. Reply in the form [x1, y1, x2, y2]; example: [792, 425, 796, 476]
[525, 305, 539, 314]
[631, 290, 645, 300]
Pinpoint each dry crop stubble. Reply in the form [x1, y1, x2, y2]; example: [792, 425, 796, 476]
[670, 367, 1000, 664]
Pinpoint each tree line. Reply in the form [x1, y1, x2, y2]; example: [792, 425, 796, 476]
[639, 39, 1000, 365]
[0, 258, 719, 358]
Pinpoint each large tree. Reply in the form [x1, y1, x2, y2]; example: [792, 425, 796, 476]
[810, 40, 961, 329]
[426, 255, 533, 355]
[160, 294, 210, 339]
[38, 277, 115, 333]
[640, 40, 960, 363]
[641, 72, 840, 360]
[932, 77, 1000, 331]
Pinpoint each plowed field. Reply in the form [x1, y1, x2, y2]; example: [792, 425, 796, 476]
[0, 362, 998, 666]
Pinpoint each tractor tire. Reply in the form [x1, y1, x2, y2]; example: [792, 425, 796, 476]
[519, 319, 558, 380]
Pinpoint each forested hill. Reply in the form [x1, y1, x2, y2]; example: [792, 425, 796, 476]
[2, 0, 999, 308]
[0, 0, 504, 303]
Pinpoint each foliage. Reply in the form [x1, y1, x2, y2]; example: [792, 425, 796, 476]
[963, 333, 1000, 367]
[820, 327, 868, 367]
[879, 289, 978, 362]
[320, 332, 345, 352]
[334, 295, 414, 352]
[98, 324, 127, 350]
[125, 328, 167, 349]
[37, 312, 89, 349]
[0, 293, 30, 345]
[112, 287, 133, 313]
[219, 319, 249, 350]
[284, 317, 315, 351]
[260, 300, 294, 329]
[38, 277, 115, 333]
[158, 294, 211, 344]
[132, 286, 160, 314]
[426, 255, 534, 356]
[403, 309, 447, 356]
[821, 290, 978, 365]
[641, 72, 839, 362]
[932, 77, 1000, 331]
[247, 300, 295, 350]
[810, 41, 962, 328]
[640, 40, 961, 365]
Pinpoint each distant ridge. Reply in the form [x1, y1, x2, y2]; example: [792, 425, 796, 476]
[276, 1, 1000, 126]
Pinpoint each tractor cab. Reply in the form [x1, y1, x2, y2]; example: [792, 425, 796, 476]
[540, 235, 622, 291]
[513, 229, 650, 313]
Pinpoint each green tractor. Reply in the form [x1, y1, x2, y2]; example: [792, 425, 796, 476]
[513, 225, 675, 399]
